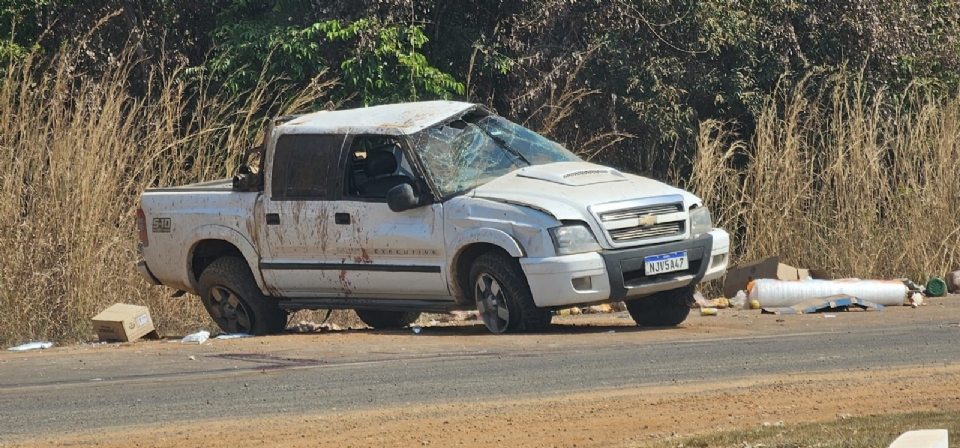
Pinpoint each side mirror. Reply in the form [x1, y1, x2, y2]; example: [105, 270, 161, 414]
[232, 164, 260, 192]
[386, 183, 421, 212]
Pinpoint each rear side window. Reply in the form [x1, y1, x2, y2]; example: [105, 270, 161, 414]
[271, 134, 343, 200]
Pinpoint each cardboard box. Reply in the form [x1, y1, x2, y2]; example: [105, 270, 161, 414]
[722, 256, 831, 298]
[92, 304, 158, 342]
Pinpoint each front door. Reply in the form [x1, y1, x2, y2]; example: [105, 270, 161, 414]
[325, 136, 449, 299]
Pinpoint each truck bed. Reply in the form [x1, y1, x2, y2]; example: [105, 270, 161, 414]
[139, 180, 261, 293]
[145, 178, 234, 193]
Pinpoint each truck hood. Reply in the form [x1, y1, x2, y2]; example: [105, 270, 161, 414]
[470, 161, 699, 221]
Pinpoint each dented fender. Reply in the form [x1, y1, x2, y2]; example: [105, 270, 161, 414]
[449, 228, 525, 258]
[182, 225, 266, 294]
[444, 196, 560, 259]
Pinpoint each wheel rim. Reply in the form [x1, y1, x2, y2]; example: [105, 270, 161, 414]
[475, 273, 510, 334]
[206, 285, 252, 334]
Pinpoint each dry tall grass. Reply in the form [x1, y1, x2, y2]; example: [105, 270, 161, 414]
[688, 74, 960, 282]
[4, 44, 958, 346]
[0, 45, 330, 345]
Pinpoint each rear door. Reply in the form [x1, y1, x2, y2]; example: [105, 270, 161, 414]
[258, 132, 344, 296]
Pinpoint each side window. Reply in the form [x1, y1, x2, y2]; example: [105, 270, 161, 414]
[271, 134, 343, 200]
[344, 136, 417, 199]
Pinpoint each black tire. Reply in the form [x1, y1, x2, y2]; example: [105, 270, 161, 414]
[470, 252, 551, 334]
[198, 257, 287, 335]
[625, 286, 693, 327]
[355, 309, 421, 329]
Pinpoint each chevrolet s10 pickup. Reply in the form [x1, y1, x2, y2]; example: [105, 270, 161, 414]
[136, 101, 729, 334]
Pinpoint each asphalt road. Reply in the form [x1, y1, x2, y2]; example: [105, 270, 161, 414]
[1, 310, 958, 443]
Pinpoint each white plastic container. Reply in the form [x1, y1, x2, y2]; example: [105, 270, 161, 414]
[748, 279, 907, 308]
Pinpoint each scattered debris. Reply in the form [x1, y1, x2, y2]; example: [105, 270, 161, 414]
[723, 256, 831, 298]
[910, 292, 924, 308]
[693, 292, 730, 309]
[901, 278, 925, 292]
[554, 303, 626, 316]
[946, 271, 960, 294]
[749, 279, 907, 308]
[586, 304, 613, 314]
[7, 341, 53, 351]
[91, 303, 159, 343]
[693, 291, 708, 307]
[181, 330, 210, 345]
[838, 413, 852, 419]
[188, 355, 196, 361]
[450, 310, 480, 321]
[701, 307, 718, 316]
[289, 321, 342, 333]
[761, 296, 884, 315]
[215, 333, 252, 339]
[926, 277, 947, 297]
[411, 325, 421, 334]
[729, 290, 748, 309]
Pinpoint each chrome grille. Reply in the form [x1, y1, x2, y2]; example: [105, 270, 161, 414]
[608, 222, 684, 242]
[599, 204, 681, 222]
[598, 202, 685, 244]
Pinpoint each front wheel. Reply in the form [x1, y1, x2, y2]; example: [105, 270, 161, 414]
[355, 309, 421, 329]
[470, 252, 551, 334]
[625, 286, 694, 327]
[198, 257, 288, 335]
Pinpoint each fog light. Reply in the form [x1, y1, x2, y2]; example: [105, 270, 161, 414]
[711, 254, 727, 268]
[571, 276, 592, 291]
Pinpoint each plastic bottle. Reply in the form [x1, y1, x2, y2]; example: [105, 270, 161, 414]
[926, 277, 947, 297]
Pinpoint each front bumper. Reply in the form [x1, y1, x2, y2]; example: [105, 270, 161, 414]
[520, 229, 729, 308]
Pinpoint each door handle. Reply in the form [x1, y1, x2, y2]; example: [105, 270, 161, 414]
[266, 213, 280, 225]
[335, 213, 351, 225]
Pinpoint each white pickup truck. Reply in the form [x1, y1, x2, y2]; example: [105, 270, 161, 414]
[137, 101, 729, 334]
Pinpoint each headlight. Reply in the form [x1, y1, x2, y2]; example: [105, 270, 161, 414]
[549, 224, 602, 256]
[690, 206, 713, 237]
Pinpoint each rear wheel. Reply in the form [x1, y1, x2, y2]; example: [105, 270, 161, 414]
[470, 252, 551, 334]
[355, 309, 421, 329]
[198, 257, 287, 335]
[626, 286, 693, 327]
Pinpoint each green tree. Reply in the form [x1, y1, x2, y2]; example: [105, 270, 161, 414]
[204, 0, 463, 106]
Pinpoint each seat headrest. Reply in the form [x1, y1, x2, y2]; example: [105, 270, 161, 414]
[364, 146, 399, 177]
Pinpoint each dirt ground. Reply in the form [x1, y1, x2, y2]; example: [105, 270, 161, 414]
[7, 298, 960, 448]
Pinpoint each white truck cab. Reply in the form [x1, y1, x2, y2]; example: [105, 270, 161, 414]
[137, 101, 729, 334]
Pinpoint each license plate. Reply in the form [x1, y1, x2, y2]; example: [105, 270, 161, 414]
[644, 251, 688, 275]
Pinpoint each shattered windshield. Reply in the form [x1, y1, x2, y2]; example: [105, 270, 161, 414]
[412, 115, 580, 197]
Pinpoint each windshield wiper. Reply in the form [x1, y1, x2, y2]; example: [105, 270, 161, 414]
[483, 131, 531, 166]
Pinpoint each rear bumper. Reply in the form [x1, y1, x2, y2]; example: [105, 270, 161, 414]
[137, 260, 163, 286]
[520, 229, 729, 308]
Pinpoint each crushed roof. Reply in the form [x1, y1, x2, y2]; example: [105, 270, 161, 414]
[281, 100, 478, 136]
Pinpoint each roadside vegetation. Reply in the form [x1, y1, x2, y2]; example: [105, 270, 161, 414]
[1, 1, 959, 344]
[0, 44, 330, 343]
[689, 74, 960, 284]
[641, 410, 960, 448]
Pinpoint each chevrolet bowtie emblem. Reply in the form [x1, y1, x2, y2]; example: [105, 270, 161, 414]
[638, 215, 658, 227]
